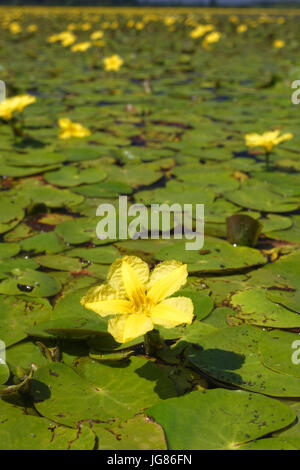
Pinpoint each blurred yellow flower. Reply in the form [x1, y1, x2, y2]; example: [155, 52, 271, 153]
[48, 31, 76, 47]
[136, 22, 144, 30]
[0, 94, 36, 120]
[81, 256, 194, 344]
[202, 31, 221, 49]
[273, 39, 285, 49]
[71, 41, 92, 52]
[237, 24, 247, 34]
[245, 130, 293, 153]
[9, 22, 22, 34]
[90, 30, 104, 40]
[190, 24, 214, 39]
[58, 118, 91, 139]
[27, 24, 38, 33]
[103, 54, 124, 71]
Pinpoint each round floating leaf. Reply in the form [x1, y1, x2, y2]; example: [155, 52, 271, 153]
[31, 357, 176, 426]
[0, 270, 61, 298]
[188, 325, 300, 397]
[34, 255, 84, 272]
[259, 331, 300, 378]
[148, 388, 296, 450]
[0, 413, 95, 450]
[66, 245, 119, 264]
[0, 295, 51, 347]
[95, 415, 167, 450]
[0, 243, 20, 259]
[224, 185, 299, 213]
[230, 288, 300, 328]
[44, 166, 107, 187]
[156, 237, 266, 274]
[20, 232, 67, 254]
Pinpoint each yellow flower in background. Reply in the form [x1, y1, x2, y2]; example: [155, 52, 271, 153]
[81, 22, 91, 31]
[27, 24, 38, 33]
[127, 20, 135, 28]
[245, 130, 293, 153]
[0, 94, 36, 120]
[81, 256, 194, 343]
[273, 39, 285, 49]
[90, 30, 104, 40]
[60, 32, 76, 47]
[47, 31, 76, 47]
[237, 24, 248, 34]
[58, 118, 91, 139]
[9, 22, 22, 34]
[229, 15, 239, 24]
[103, 54, 124, 71]
[71, 41, 92, 52]
[190, 24, 214, 39]
[202, 31, 221, 49]
[136, 22, 144, 30]
[164, 16, 176, 26]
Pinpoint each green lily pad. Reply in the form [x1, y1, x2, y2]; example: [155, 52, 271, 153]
[156, 237, 266, 274]
[34, 255, 84, 272]
[0, 243, 20, 259]
[148, 388, 296, 450]
[31, 357, 176, 426]
[230, 288, 300, 328]
[66, 245, 119, 264]
[188, 325, 300, 397]
[44, 166, 107, 187]
[0, 295, 51, 346]
[0, 413, 95, 450]
[95, 415, 167, 450]
[0, 270, 61, 298]
[20, 232, 67, 254]
[259, 330, 300, 378]
[224, 183, 299, 213]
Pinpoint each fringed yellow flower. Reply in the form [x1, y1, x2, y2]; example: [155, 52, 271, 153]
[81, 256, 194, 343]
[0, 94, 36, 121]
[58, 118, 91, 139]
[245, 130, 293, 154]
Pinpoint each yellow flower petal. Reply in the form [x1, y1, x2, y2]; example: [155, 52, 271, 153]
[108, 314, 153, 343]
[147, 261, 188, 304]
[81, 284, 131, 317]
[122, 261, 146, 306]
[107, 256, 149, 296]
[150, 297, 194, 328]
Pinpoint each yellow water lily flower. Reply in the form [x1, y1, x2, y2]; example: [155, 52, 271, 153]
[190, 24, 214, 39]
[103, 54, 124, 72]
[273, 39, 285, 49]
[71, 41, 92, 52]
[27, 24, 38, 33]
[237, 24, 248, 34]
[81, 256, 194, 344]
[9, 22, 22, 34]
[245, 130, 293, 153]
[58, 118, 91, 139]
[90, 30, 104, 40]
[202, 31, 221, 50]
[0, 94, 36, 120]
[48, 31, 76, 47]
